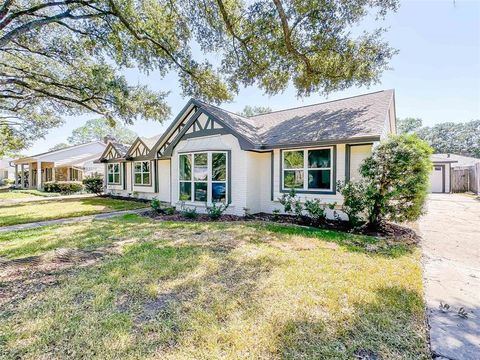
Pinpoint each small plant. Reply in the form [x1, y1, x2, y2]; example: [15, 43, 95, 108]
[304, 199, 326, 226]
[272, 209, 280, 221]
[82, 176, 103, 195]
[151, 198, 162, 212]
[180, 202, 198, 219]
[132, 191, 139, 198]
[278, 189, 304, 218]
[243, 207, 252, 219]
[164, 206, 175, 215]
[337, 180, 367, 227]
[206, 201, 229, 220]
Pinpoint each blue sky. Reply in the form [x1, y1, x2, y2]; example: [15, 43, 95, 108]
[28, 0, 480, 154]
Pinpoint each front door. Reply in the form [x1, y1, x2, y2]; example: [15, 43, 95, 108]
[429, 165, 444, 193]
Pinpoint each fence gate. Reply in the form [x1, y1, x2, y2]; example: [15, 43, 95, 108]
[452, 166, 479, 194]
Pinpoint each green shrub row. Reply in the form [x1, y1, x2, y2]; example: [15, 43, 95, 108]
[44, 181, 84, 194]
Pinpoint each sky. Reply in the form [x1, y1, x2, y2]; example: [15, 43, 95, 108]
[27, 0, 480, 155]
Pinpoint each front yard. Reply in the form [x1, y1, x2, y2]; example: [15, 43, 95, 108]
[0, 197, 147, 227]
[0, 215, 429, 359]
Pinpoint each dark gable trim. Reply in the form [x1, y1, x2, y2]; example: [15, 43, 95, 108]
[279, 145, 337, 195]
[122, 163, 127, 190]
[154, 160, 159, 193]
[147, 100, 198, 159]
[270, 151, 274, 201]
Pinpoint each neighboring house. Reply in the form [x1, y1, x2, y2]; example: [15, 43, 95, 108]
[429, 153, 480, 194]
[0, 158, 14, 182]
[12, 141, 107, 190]
[97, 90, 397, 216]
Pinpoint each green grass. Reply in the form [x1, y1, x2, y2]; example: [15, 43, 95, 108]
[0, 216, 429, 359]
[0, 189, 61, 200]
[0, 197, 147, 227]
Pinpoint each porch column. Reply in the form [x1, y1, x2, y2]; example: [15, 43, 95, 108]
[14, 165, 18, 186]
[67, 167, 71, 181]
[28, 163, 33, 188]
[36, 161, 42, 190]
[52, 167, 56, 182]
[20, 164, 25, 188]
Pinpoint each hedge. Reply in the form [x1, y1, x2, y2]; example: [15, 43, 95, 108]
[44, 181, 84, 194]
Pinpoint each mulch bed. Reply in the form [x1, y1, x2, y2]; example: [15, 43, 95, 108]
[143, 210, 420, 244]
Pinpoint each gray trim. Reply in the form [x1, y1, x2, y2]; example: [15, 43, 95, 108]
[154, 160, 158, 193]
[123, 163, 127, 190]
[182, 128, 230, 140]
[279, 145, 337, 195]
[263, 136, 380, 150]
[270, 150, 274, 201]
[163, 109, 204, 157]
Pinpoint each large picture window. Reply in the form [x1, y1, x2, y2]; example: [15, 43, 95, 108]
[179, 151, 228, 203]
[107, 163, 120, 184]
[134, 161, 150, 185]
[282, 147, 333, 191]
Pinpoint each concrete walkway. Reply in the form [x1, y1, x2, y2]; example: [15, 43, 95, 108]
[0, 208, 150, 233]
[419, 194, 480, 360]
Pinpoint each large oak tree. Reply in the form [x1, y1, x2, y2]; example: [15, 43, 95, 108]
[1, 0, 399, 155]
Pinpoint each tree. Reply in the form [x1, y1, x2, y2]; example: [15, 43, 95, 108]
[67, 118, 137, 145]
[49, 143, 70, 151]
[360, 135, 433, 228]
[397, 117, 422, 134]
[397, 118, 480, 158]
[240, 105, 272, 117]
[1, 0, 399, 155]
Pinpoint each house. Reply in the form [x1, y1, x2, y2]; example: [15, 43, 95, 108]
[429, 153, 480, 194]
[0, 158, 14, 182]
[12, 141, 107, 190]
[97, 90, 397, 216]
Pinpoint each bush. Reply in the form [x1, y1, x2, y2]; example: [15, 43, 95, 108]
[339, 134, 432, 229]
[44, 181, 83, 194]
[82, 176, 103, 195]
[278, 189, 303, 218]
[181, 206, 198, 219]
[206, 201, 229, 220]
[337, 180, 367, 227]
[1, 178, 15, 186]
[151, 198, 176, 215]
[304, 199, 326, 225]
[272, 209, 280, 221]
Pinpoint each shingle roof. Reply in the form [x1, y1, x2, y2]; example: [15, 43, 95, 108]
[196, 90, 394, 146]
[432, 154, 479, 167]
[111, 142, 131, 157]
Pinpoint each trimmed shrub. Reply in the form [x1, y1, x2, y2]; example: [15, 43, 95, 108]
[151, 198, 176, 215]
[278, 189, 303, 218]
[337, 180, 367, 227]
[181, 206, 198, 219]
[44, 181, 83, 194]
[1, 178, 15, 186]
[206, 202, 229, 220]
[304, 199, 326, 225]
[82, 176, 103, 195]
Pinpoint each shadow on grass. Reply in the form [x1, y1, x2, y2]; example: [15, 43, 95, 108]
[276, 286, 428, 359]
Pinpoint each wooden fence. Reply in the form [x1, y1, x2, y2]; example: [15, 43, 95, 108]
[452, 164, 480, 194]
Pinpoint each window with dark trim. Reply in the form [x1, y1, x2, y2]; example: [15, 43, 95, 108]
[107, 163, 120, 184]
[134, 161, 150, 185]
[282, 147, 333, 191]
[179, 151, 227, 203]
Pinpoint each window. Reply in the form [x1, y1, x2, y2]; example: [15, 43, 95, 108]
[134, 161, 150, 185]
[179, 151, 228, 203]
[107, 163, 120, 184]
[282, 147, 333, 191]
[71, 168, 80, 181]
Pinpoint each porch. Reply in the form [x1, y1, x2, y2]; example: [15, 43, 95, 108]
[12, 160, 83, 190]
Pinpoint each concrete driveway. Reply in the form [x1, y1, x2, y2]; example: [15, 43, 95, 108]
[419, 194, 480, 360]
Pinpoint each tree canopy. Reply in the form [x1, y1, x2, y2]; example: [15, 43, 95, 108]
[397, 118, 480, 158]
[1, 0, 399, 155]
[239, 105, 272, 117]
[67, 118, 137, 145]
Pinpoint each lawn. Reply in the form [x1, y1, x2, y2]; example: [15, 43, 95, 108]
[0, 215, 429, 359]
[0, 197, 147, 227]
[0, 189, 61, 201]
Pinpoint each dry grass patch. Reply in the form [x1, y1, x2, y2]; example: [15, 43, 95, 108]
[0, 215, 429, 359]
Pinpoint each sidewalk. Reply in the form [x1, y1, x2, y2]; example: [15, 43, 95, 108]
[0, 208, 150, 233]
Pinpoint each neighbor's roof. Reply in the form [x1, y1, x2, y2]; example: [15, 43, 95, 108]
[110, 142, 131, 157]
[432, 154, 479, 167]
[196, 89, 394, 146]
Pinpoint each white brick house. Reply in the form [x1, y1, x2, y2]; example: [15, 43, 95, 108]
[97, 90, 397, 216]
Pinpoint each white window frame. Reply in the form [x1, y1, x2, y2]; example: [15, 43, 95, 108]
[178, 151, 228, 204]
[134, 161, 151, 186]
[107, 163, 121, 184]
[282, 146, 334, 192]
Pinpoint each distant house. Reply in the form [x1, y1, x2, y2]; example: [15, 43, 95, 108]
[12, 141, 107, 190]
[0, 158, 14, 182]
[97, 90, 397, 217]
